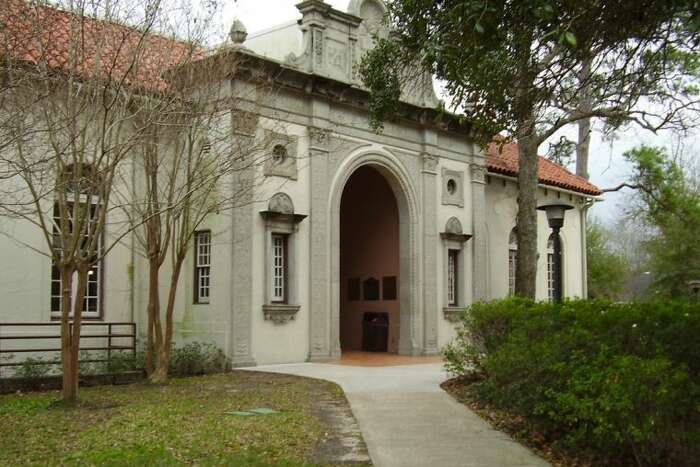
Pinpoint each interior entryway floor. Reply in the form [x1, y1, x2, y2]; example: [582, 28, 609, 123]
[247, 361, 550, 467]
[336, 351, 443, 367]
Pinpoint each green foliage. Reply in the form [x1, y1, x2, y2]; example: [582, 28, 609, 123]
[445, 298, 700, 465]
[102, 349, 146, 374]
[545, 135, 576, 166]
[13, 357, 53, 380]
[168, 342, 229, 376]
[356, 37, 403, 132]
[624, 145, 700, 297]
[586, 217, 630, 299]
[359, 1, 700, 141]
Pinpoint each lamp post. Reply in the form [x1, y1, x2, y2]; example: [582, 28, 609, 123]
[537, 202, 574, 302]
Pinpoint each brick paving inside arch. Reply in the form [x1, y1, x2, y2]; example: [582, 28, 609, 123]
[336, 351, 444, 367]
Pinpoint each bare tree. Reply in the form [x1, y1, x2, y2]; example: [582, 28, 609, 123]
[116, 48, 278, 382]
[0, 0, 207, 402]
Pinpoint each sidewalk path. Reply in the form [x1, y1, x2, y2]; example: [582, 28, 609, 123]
[249, 360, 549, 467]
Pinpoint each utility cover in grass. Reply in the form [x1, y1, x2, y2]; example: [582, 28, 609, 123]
[250, 407, 279, 415]
[225, 407, 280, 416]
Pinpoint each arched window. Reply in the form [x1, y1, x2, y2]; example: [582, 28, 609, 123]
[508, 228, 517, 295]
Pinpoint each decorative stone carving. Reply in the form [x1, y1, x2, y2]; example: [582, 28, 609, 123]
[261, 193, 307, 226]
[445, 216, 463, 235]
[309, 126, 332, 149]
[232, 110, 258, 137]
[441, 168, 464, 207]
[313, 28, 324, 65]
[440, 217, 471, 243]
[349, 37, 357, 79]
[422, 153, 438, 173]
[470, 163, 488, 184]
[268, 193, 294, 214]
[263, 304, 301, 324]
[442, 306, 464, 323]
[263, 131, 298, 179]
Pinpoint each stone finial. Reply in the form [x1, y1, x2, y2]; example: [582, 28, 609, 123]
[229, 18, 248, 45]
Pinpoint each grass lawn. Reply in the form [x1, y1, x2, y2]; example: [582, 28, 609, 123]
[0, 371, 369, 466]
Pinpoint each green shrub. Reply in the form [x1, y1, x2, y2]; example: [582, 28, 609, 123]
[168, 342, 229, 376]
[13, 357, 53, 380]
[102, 349, 146, 374]
[444, 298, 700, 466]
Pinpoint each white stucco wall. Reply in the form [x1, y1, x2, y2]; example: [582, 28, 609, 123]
[0, 0, 596, 368]
[485, 178, 586, 301]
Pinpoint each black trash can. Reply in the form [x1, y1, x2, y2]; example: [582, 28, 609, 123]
[362, 312, 389, 352]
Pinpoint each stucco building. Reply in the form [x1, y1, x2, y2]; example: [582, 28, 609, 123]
[0, 0, 602, 366]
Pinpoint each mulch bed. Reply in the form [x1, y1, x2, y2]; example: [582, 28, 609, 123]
[441, 376, 613, 467]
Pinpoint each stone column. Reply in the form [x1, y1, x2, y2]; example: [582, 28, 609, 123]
[308, 127, 333, 359]
[470, 163, 489, 301]
[422, 153, 439, 355]
[230, 111, 257, 367]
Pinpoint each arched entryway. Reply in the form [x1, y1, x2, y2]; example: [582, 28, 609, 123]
[325, 149, 421, 358]
[340, 166, 400, 353]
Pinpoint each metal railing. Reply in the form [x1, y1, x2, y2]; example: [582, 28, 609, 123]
[0, 322, 136, 378]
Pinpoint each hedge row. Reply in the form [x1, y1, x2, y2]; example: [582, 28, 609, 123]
[444, 298, 700, 466]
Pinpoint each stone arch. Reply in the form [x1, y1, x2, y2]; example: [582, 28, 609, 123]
[327, 147, 421, 356]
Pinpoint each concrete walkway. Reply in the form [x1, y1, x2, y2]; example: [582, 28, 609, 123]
[250, 360, 549, 467]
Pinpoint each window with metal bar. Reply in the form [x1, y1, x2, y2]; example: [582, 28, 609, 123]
[447, 249, 459, 306]
[50, 200, 102, 318]
[547, 234, 555, 301]
[194, 231, 211, 304]
[271, 234, 288, 303]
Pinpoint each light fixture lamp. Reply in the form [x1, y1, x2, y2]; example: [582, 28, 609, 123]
[537, 202, 574, 302]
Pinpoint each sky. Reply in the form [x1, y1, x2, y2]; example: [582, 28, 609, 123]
[219, 0, 698, 223]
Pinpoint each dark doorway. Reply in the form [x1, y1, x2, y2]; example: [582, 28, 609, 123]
[339, 166, 400, 352]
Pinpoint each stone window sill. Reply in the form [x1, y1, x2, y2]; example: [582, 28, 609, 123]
[263, 304, 301, 324]
[443, 306, 464, 323]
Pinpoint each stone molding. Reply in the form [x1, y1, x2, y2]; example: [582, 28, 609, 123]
[260, 192, 306, 324]
[325, 146, 423, 357]
[441, 216, 472, 243]
[470, 163, 488, 184]
[442, 306, 464, 323]
[263, 130, 298, 180]
[441, 168, 464, 207]
[422, 153, 438, 174]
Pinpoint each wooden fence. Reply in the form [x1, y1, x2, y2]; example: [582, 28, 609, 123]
[0, 322, 136, 378]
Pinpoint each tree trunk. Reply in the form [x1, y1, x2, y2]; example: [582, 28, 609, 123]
[515, 135, 540, 299]
[68, 266, 88, 401]
[151, 258, 184, 383]
[576, 117, 591, 180]
[59, 265, 77, 403]
[146, 256, 161, 376]
[576, 58, 592, 180]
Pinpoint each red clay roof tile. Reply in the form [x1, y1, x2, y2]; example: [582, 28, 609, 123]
[2, 2, 604, 196]
[486, 140, 603, 196]
[1, 0, 201, 91]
